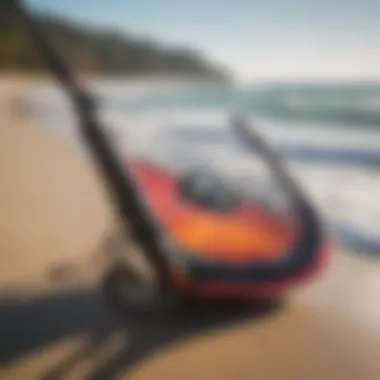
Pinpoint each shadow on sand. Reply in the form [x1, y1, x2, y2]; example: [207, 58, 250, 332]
[0, 285, 282, 380]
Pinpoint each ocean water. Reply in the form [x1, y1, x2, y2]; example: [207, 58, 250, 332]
[25, 81, 380, 255]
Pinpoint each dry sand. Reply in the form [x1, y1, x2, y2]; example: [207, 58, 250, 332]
[1, 74, 380, 380]
[0, 75, 114, 287]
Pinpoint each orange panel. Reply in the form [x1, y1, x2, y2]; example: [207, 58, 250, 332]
[130, 159, 297, 264]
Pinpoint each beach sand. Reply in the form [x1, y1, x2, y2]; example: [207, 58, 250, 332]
[1, 74, 380, 380]
[0, 76, 113, 286]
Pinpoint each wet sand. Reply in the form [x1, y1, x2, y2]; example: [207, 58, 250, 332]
[1, 75, 380, 380]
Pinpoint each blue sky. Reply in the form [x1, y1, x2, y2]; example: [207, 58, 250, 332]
[26, 0, 380, 81]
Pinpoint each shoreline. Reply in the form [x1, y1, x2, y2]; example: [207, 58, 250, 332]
[18, 75, 380, 256]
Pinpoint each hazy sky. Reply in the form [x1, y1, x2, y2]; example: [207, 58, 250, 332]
[26, 0, 380, 81]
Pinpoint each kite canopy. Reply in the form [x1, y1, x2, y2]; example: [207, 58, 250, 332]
[124, 118, 331, 299]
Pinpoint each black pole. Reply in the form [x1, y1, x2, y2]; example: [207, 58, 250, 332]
[230, 116, 324, 268]
[15, 0, 172, 290]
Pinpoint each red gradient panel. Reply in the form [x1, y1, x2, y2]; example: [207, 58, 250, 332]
[130, 159, 297, 264]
